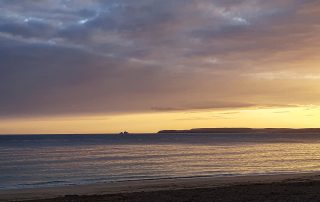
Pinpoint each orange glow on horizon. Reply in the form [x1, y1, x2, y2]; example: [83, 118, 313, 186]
[1, 106, 319, 134]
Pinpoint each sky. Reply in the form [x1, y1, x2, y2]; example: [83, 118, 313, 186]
[0, 0, 320, 134]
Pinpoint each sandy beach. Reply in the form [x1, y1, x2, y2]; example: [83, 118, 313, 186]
[1, 173, 320, 202]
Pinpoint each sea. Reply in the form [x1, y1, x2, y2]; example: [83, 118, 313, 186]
[1, 133, 320, 190]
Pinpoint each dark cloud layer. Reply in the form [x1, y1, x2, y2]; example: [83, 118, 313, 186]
[0, 0, 319, 117]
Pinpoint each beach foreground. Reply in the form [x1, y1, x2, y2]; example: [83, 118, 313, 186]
[2, 173, 320, 202]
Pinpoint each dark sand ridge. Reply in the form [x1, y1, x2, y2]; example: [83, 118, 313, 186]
[1, 172, 320, 202]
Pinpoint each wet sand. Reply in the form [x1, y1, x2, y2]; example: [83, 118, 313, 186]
[1, 173, 320, 202]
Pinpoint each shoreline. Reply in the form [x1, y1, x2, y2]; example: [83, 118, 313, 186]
[1, 172, 320, 201]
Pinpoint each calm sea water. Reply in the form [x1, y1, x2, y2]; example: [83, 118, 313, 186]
[1, 133, 320, 190]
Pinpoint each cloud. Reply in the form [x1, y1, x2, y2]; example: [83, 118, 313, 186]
[0, 0, 319, 117]
[151, 102, 256, 112]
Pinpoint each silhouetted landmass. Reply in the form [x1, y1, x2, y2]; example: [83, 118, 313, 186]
[158, 128, 320, 134]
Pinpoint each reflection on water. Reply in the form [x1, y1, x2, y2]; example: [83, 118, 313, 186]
[1, 133, 320, 190]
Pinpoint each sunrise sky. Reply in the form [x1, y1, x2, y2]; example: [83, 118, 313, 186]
[0, 0, 320, 134]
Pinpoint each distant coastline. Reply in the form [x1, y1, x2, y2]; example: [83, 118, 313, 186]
[158, 128, 320, 134]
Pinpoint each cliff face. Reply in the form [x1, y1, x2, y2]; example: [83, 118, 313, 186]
[157, 128, 320, 134]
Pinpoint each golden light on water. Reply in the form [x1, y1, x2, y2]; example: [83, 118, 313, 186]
[1, 106, 319, 134]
